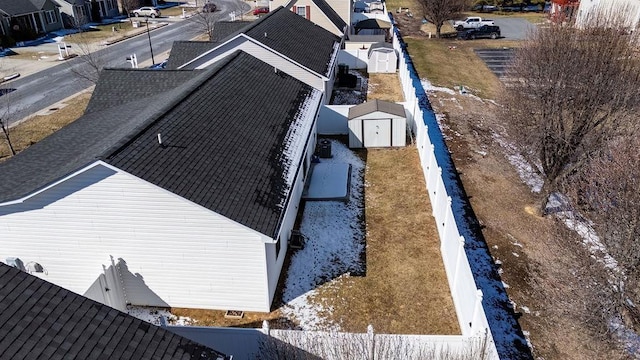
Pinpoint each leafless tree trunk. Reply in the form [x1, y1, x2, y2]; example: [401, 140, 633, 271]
[189, 7, 221, 41]
[67, 31, 107, 84]
[417, 0, 467, 38]
[0, 118, 16, 156]
[500, 10, 640, 214]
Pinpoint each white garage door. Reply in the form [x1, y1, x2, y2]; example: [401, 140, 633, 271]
[363, 119, 391, 147]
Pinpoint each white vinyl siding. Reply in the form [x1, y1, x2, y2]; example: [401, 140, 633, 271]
[189, 36, 326, 90]
[0, 164, 272, 312]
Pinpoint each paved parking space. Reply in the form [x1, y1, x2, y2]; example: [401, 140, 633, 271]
[474, 48, 515, 77]
[493, 17, 536, 40]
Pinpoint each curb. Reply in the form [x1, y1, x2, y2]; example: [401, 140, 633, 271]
[103, 22, 169, 46]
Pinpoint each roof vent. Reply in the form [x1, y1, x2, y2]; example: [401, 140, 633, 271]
[274, 67, 277, 74]
[264, 32, 267, 38]
[26, 262, 46, 274]
[157, 133, 164, 147]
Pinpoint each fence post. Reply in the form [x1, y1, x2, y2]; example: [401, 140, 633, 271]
[452, 236, 466, 290]
[470, 290, 484, 336]
[367, 324, 375, 360]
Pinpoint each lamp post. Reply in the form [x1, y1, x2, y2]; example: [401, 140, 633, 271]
[145, 20, 155, 65]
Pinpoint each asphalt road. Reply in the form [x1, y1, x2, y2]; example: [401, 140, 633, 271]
[492, 17, 536, 40]
[2, 0, 248, 125]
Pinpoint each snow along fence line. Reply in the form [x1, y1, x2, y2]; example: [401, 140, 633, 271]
[388, 8, 532, 360]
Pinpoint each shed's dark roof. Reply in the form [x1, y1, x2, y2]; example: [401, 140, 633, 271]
[0, 0, 40, 15]
[354, 18, 392, 30]
[0, 263, 229, 360]
[0, 52, 318, 238]
[165, 41, 220, 70]
[310, 0, 347, 33]
[348, 99, 406, 119]
[106, 52, 316, 237]
[367, 42, 395, 57]
[182, 7, 340, 76]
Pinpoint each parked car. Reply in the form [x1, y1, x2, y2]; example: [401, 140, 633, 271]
[523, 4, 542, 12]
[499, 5, 521, 11]
[253, 7, 269, 15]
[453, 16, 495, 31]
[203, 2, 217, 12]
[472, 4, 498, 12]
[132, 6, 160, 18]
[459, 25, 501, 40]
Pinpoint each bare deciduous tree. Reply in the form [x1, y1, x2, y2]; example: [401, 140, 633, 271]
[189, 6, 221, 41]
[418, 0, 467, 38]
[67, 31, 107, 84]
[563, 135, 640, 332]
[500, 10, 640, 213]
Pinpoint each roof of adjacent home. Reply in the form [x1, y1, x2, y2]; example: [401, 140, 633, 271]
[0, 0, 42, 15]
[180, 7, 341, 76]
[309, 0, 347, 33]
[165, 41, 220, 70]
[0, 51, 320, 238]
[348, 99, 406, 119]
[0, 263, 229, 360]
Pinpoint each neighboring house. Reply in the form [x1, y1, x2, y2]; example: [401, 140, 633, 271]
[173, 7, 342, 104]
[270, 0, 348, 35]
[53, 0, 91, 27]
[0, 263, 231, 359]
[575, 0, 640, 28]
[0, 50, 323, 313]
[90, 0, 120, 20]
[0, 0, 63, 42]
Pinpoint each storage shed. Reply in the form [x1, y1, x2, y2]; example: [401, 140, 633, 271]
[367, 42, 398, 73]
[347, 99, 406, 148]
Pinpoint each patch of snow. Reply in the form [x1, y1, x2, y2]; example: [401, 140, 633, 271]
[421, 79, 455, 95]
[279, 89, 323, 208]
[492, 133, 543, 193]
[520, 306, 531, 314]
[512, 252, 519, 257]
[126, 306, 194, 326]
[282, 140, 365, 331]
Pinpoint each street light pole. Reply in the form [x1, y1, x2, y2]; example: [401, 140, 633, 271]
[145, 20, 155, 65]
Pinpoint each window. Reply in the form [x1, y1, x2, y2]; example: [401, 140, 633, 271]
[45, 10, 57, 24]
[294, 5, 310, 20]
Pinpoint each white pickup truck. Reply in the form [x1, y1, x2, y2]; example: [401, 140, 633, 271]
[453, 17, 495, 31]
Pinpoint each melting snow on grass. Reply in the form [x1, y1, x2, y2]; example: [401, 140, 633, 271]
[281, 139, 365, 331]
[421, 79, 456, 95]
[127, 306, 194, 326]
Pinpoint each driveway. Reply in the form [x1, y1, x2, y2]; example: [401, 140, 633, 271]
[493, 17, 536, 40]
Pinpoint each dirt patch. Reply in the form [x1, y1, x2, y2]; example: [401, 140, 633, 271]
[367, 73, 404, 102]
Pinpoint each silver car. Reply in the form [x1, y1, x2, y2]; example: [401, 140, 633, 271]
[132, 7, 161, 18]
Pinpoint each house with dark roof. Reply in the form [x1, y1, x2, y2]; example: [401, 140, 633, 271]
[269, 0, 349, 35]
[0, 0, 63, 43]
[52, 0, 90, 27]
[0, 263, 231, 360]
[0, 50, 323, 313]
[171, 7, 342, 105]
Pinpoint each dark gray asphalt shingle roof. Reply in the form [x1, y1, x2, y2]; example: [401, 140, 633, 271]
[0, 52, 316, 238]
[106, 52, 315, 237]
[212, 21, 252, 42]
[165, 41, 219, 70]
[85, 69, 200, 113]
[181, 7, 340, 77]
[243, 7, 340, 76]
[0, 68, 211, 204]
[0, 263, 229, 360]
[0, 0, 40, 15]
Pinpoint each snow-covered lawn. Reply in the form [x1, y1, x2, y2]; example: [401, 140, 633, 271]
[281, 140, 366, 330]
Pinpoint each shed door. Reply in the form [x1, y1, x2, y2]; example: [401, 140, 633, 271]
[363, 119, 391, 147]
[376, 50, 393, 73]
